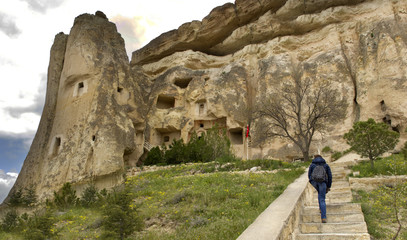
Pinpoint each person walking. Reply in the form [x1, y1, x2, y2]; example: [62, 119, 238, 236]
[308, 154, 332, 223]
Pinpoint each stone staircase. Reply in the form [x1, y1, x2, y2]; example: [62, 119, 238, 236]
[295, 162, 370, 240]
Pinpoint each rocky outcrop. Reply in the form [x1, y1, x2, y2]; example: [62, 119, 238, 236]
[6, 0, 407, 202]
[131, 0, 365, 64]
[134, 0, 407, 158]
[8, 12, 139, 201]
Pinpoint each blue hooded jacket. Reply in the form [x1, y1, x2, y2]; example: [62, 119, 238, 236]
[308, 156, 332, 189]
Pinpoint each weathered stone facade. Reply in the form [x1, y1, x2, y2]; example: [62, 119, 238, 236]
[6, 0, 407, 202]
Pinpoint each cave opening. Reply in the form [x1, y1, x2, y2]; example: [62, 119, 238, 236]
[174, 78, 192, 89]
[50, 136, 62, 156]
[156, 95, 175, 109]
[229, 128, 243, 145]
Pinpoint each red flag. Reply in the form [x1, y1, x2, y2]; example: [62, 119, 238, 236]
[246, 125, 250, 138]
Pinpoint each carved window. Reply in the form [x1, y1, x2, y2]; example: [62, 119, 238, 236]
[50, 136, 62, 156]
[199, 104, 205, 115]
[157, 95, 175, 109]
[174, 78, 192, 89]
[229, 128, 243, 145]
[73, 81, 87, 97]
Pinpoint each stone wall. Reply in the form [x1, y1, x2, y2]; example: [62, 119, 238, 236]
[349, 176, 407, 190]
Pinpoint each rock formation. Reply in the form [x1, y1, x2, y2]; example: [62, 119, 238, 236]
[6, 0, 407, 202]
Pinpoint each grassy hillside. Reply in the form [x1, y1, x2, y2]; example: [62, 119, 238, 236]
[0, 159, 306, 240]
[351, 154, 407, 239]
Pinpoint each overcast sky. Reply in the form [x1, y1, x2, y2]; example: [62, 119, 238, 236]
[0, 0, 231, 203]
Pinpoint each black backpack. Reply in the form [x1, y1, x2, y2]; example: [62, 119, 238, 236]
[311, 164, 327, 182]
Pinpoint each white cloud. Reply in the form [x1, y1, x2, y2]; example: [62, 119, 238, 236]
[0, 12, 21, 38]
[111, 15, 149, 58]
[19, 0, 65, 14]
[0, 170, 18, 203]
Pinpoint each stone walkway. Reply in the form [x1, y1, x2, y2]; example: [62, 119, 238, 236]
[295, 161, 370, 240]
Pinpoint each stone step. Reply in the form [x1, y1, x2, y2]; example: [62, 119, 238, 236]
[309, 183, 350, 192]
[311, 195, 352, 204]
[302, 213, 365, 223]
[300, 222, 368, 234]
[327, 189, 351, 195]
[333, 175, 347, 180]
[332, 181, 350, 187]
[332, 171, 346, 176]
[303, 203, 362, 215]
[329, 190, 351, 195]
[296, 233, 371, 240]
[330, 186, 351, 192]
[333, 178, 347, 182]
[313, 191, 352, 198]
[311, 197, 352, 204]
[296, 166, 369, 240]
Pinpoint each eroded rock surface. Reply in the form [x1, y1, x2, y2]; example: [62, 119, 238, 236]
[7, 0, 407, 202]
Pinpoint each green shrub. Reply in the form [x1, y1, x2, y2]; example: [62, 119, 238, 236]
[144, 125, 234, 166]
[351, 155, 407, 177]
[202, 126, 232, 162]
[1, 210, 19, 232]
[322, 146, 331, 153]
[144, 146, 164, 166]
[23, 184, 37, 206]
[401, 141, 407, 160]
[53, 182, 78, 210]
[185, 126, 232, 163]
[23, 209, 57, 240]
[8, 189, 24, 207]
[164, 139, 186, 165]
[101, 187, 143, 239]
[8, 185, 37, 207]
[331, 151, 343, 160]
[80, 184, 99, 207]
[216, 154, 238, 164]
[344, 118, 399, 168]
[353, 157, 407, 240]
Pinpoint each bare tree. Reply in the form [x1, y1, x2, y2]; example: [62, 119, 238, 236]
[254, 62, 347, 161]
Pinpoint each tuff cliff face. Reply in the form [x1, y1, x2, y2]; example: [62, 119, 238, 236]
[7, 0, 407, 202]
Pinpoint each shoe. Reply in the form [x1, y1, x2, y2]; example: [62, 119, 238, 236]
[321, 218, 327, 223]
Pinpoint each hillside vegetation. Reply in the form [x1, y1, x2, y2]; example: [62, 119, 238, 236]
[0, 159, 306, 240]
[351, 154, 407, 239]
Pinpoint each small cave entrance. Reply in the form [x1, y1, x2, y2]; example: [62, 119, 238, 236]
[383, 114, 392, 125]
[50, 136, 62, 156]
[392, 126, 400, 133]
[156, 95, 175, 109]
[73, 81, 87, 97]
[380, 100, 386, 111]
[163, 136, 170, 143]
[382, 115, 400, 133]
[174, 78, 192, 89]
[229, 128, 243, 145]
